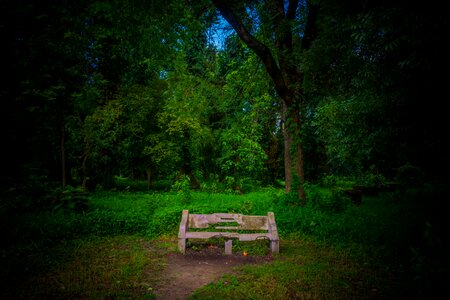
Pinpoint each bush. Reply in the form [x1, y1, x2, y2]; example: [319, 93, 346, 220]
[49, 186, 89, 213]
[396, 164, 424, 187]
[171, 175, 192, 204]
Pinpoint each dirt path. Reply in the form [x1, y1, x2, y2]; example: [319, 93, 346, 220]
[152, 244, 274, 300]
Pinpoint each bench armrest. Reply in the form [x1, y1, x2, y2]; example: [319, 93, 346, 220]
[178, 209, 189, 254]
[267, 212, 279, 253]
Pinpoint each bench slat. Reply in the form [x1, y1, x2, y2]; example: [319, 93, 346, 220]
[215, 226, 240, 230]
[188, 213, 269, 230]
[186, 231, 240, 239]
[185, 231, 271, 241]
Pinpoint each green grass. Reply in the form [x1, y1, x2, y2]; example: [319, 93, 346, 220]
[9, 235, 169, 299]
[1, 184, 447, 299]
[190, 238, 399, 299]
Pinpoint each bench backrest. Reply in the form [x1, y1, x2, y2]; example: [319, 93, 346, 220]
[187, 212, 269, 231]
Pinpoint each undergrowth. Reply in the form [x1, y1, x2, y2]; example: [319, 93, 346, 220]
[1, 182, 447, 299]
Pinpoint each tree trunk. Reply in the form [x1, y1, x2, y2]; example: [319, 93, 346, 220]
[60, 120, 66, 190]
[147, 167, 152, 190]
[282, 99, 306, 204]
[81, 144, 90, 192]
[282, 102, 293, 194]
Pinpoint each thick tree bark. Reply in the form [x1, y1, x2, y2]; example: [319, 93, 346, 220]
[282, 100, 306, 204]
[212, 0, 317, 204]
[81, 144, 90, 191]
[282, 102, 293, 194]
[147, 167, 152, 190]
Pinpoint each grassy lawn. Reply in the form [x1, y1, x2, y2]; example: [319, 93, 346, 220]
[1, 184, 447, 299]
[190, 238, 398, 300]
[17, 235, 168, 299]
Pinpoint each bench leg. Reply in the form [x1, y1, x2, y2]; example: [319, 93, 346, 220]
[270, 240, 279, 254]
[225, 239, 233, 255]
[178, 238, 186, 254]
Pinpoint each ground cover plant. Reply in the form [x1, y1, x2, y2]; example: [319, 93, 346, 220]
[1, 179, 447, 299]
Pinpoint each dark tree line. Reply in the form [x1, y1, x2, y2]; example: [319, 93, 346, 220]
[1, 0, 448, 207]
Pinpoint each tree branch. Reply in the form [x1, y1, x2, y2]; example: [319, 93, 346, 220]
[211, 0, 289, 100]
[271, 0, 299, 90]
[286, 0, 299, 21]
[301, 3, 319, 50]
[273, 0, 290, 50]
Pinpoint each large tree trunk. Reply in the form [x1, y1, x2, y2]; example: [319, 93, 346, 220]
[60, 120, 66, 190]
[147, 167, 152, 190]
[282, 99, 306, 203]
[81, 144, 90, 192]
[283, 131, 293, 193]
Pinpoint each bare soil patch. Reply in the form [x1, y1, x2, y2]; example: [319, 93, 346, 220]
[152, 244, 274, 300]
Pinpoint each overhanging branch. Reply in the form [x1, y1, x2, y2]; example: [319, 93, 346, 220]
[212, 0, 289, 101]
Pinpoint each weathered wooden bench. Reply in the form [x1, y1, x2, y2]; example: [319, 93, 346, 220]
[178, 210, 279, 255]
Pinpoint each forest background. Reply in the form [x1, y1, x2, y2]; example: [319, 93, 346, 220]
[1, 0, 448, 298]
[1, 0, 448, 195]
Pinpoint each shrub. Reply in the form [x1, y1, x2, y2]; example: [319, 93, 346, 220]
[395, 164, 424, 187]
[171, 175, 192, 204]
[49, 186, 89, 213]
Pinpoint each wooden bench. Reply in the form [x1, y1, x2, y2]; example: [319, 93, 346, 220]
[178, 210, 279, 255]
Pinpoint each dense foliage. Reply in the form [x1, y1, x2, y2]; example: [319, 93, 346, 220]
[1, 0, 448, 200]
[1, 0, 448, 298]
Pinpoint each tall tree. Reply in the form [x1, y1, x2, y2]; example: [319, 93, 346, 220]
[211, 0, 318, 203]
[75, 0, 181, 189]
[1, 0, 90, 191]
